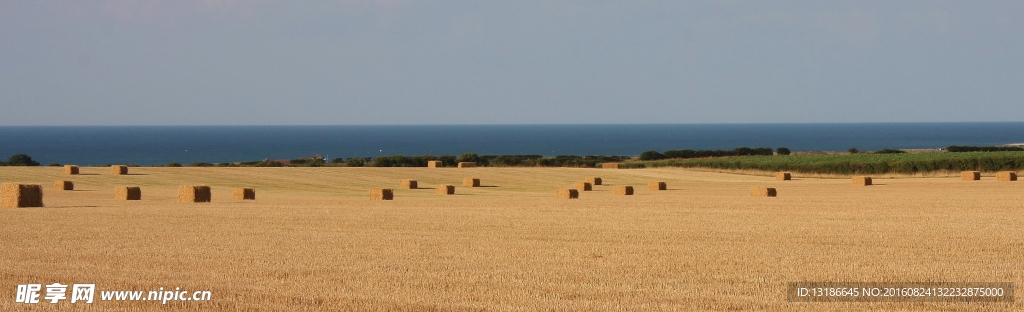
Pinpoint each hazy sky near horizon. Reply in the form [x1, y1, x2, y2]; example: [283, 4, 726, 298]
[1, 1, 1022, 126]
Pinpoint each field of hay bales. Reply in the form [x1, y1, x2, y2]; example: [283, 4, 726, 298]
[1, 166, 1022, 311]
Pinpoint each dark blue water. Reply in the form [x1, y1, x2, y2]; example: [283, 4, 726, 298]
[1, 123, 1023, 166]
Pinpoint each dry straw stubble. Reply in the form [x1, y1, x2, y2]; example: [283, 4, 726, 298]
[614, 185, 634, 195]
[114, 186, 141, 200]
[648, 181, 667, 190]
[436, 185, 455, 195]
[178, 185, 212, 203]
[961, 171, 981, 181]
[370, 188, 394, 200]
[233, 188, 256, 200]
[750, 187, 777, 197]
[1, 183, 43, 208]
[54, 180, 74, 191]
[63, 165, 79, 175]
[557, 189, 579, 199]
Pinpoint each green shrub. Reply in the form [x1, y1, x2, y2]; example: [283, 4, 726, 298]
[345, 157, 365, 167]
[7, 154, 40, 166]
[874, 149, 906, 154]
[457, 153, 480, 163]
[947, 145, 1024, 152]
[639, 150, 665, 161]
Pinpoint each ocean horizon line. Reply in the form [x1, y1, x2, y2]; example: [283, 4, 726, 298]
[4, 121, 1024, 128]
[2, 123, 1023, 166]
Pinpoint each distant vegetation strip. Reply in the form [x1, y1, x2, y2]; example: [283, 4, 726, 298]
[3, 146, 1023, 170]
[622, 151, 1024, 174]
[0, 153, 630, 168]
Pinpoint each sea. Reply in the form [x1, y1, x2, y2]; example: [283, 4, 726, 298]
[1, 123, 1023, 166]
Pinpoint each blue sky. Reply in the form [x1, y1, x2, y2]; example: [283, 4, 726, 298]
[1, 1, 1021, 125]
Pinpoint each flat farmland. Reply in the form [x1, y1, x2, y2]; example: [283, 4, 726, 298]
[1, 167, 1022, 311]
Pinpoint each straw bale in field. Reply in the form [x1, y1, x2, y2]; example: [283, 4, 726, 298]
[233, 188, 255, 200]
[614, 185, 634, 195]
[557, 189, 579, 199]
[996, 171, 1017, 182]
[114, 186, 141, 200]
[586, 177, 602, 185]
[574, 182, 592, 191]
[400, 179, 418, 189]
[436, 185, 455, 195]
[750, 187, 777, 197]
[602, 163, 620, 169]
[54, 180, 73, 191]
[63, 165, 79, 175]
[427, 160, 443, 168]
[111, 165, 128, 175]
[370, 188, 393, 200]
[852, 176, 872, 186]
[463, 178, 480, 187]
[775, 172, 791, 181]
[1, 183, 43, 208]
[457, 162, 476, 168]
[648, 181, 667, 190]
[178, 185, 211, 203]
[961, 171, 980, 181]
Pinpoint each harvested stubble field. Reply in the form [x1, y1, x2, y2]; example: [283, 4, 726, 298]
[1, 166, 1022, 311]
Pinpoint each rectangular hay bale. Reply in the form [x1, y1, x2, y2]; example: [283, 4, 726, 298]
[457, 162, 476, 168]
[111, 165, 128, 175]
[602, 163, 620, 169]
[775, 172, 791, 181]
[463, 178, 480, 187]
[178, 185, 211, 203]
[427, 160, 443, 168]
[63, 165, 79, 175]
[1, 183, 43, 208]
[114, 186, 141, 200]
[436, 185, 455, 195]
[556, 188, 579, 199]
[400, 179, 418, 189]
[574, 181, 592, 191]
[852, 176, 872, 186]
[370, 188, 394, 200]
[54, 180, 74, 191]
[996, 171, 1017, 181]
[614, 185, 634, 195]
[961, 171, 981, 181]
[233, 188, 256, 200]
[648, 181, 667, 190]
[585, 177, 602, 185]
[750, 187, 777, 197]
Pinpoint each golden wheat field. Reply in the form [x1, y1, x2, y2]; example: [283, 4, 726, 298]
[1, 166, 1022, 311]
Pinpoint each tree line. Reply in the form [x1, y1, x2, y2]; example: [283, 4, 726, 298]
[638, 147, 786, 161]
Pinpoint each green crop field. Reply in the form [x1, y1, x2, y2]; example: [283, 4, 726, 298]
[622, 151, 1024, 175]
